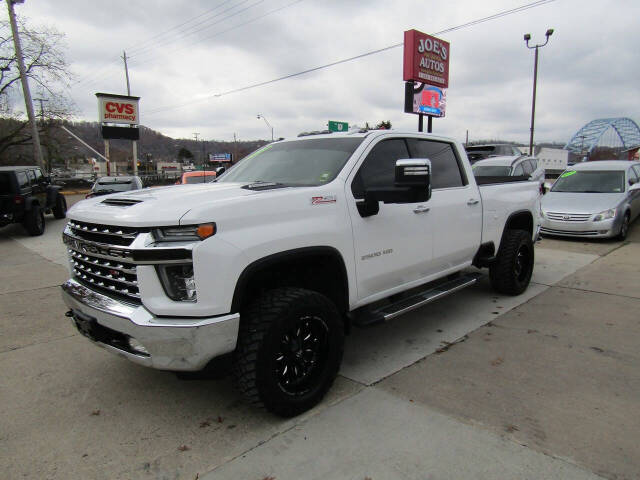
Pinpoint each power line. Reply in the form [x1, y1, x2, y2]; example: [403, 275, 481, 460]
[128, 0, 260, 60]
[130, 0, 305, 68]
[145, 0, 556, 116]
[74, 0, 249, 86]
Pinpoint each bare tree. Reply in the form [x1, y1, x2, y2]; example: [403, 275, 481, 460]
[0, 16, 74, 161]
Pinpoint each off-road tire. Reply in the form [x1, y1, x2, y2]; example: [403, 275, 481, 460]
[52, 194, 67, 219]
[617, 212, 630, 240]
[233, 287, 344, 417]
[24, 205, 45, 236]
[489, 229, 534, 295]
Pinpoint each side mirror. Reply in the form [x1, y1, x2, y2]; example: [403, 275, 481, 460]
[629, 182, 640, 192]
[395, 159, 431, 191]
[356, 158, 432, 218]
[215, 167, 225, 176]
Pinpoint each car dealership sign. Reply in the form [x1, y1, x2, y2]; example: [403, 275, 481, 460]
[96, 93, 140, 125]
[403, 29, 450, 88]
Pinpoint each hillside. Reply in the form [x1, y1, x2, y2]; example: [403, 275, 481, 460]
[0, 118, 268, 168]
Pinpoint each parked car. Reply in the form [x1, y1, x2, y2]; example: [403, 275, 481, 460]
[86, 176, 143, 198]
[540, 160, 640, 239]
[0, 165, 67, 236]
[472, 155, 545, 184]
[176, 171, 217, 184]
[465, 144, 522, 163]
[62, 130, 541, 417]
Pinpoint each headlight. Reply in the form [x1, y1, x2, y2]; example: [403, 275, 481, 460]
[592, 209, 616, 222]
[157, 264, 197, 301]
[153, 223, 216, 242]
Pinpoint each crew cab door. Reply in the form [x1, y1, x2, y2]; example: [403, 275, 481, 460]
[406, 138, 482, 271]
[346, 137, 434, 302]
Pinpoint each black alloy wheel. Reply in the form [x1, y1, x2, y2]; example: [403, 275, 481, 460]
[234, 287, 344, 417]
[617, 212, 630, 240]
[274, 315, 329, 396]
[490, 229, 534, 295]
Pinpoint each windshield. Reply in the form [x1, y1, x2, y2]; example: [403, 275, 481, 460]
[218, 137, 364, 186]
[93, 181, 133, 193]
[473, 165, 511, 176]
[551, 170, 625, 193]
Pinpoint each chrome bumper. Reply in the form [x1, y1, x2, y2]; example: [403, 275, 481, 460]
[61, 279, 239, 371]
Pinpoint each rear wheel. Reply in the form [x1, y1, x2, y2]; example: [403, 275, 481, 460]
[617, 212, 630, 240]
[490, 229, 534, 295]
[52, 194, 67, 219]
[234, 287, 344, 417]
[24, 205, 45, 236]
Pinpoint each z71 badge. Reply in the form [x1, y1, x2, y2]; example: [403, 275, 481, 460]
[311, 196, 337, 205]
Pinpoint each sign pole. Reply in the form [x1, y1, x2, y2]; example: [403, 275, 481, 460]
[428, 115, 433, 133]
[418, 114, 424, 132]
[104, 140, 110, 176]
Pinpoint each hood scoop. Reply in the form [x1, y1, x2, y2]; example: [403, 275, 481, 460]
[241, 182, 289, 191]
[101, 198, 143, 207]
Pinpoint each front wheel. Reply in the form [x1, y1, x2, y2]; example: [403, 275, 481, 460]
[24, 205, 45, 236]
[52, 194, 67, 219]
[234, 288, 344, 417]
[490, 229, 534, 295]
[617, 212, 630, 240]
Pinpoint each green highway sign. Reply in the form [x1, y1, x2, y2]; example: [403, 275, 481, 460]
[328, 120, 348, 132]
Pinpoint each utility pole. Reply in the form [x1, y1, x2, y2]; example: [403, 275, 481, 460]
[122, 50, 137, 175]
[233, 132, 238, 164]
[6, 0, 45, 171]
[34, 97, 49, 171]
[193, 133, 200, 169]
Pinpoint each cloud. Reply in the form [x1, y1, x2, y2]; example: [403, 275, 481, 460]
[15, 0, 640, 145]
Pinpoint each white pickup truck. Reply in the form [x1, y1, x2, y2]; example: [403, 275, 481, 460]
[61, 130, 541, 416]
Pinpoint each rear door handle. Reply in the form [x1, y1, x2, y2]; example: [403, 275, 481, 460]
[467, 199, 479, 205]
[413, 205, 430, 214]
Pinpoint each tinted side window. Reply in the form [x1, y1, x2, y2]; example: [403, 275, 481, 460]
[633, 165, 640, 180]
[512, 164, 525, 176]
[17, 171, 29, 189]
[407, 139, 465, 188]
[352, 139, 409, 199]
[33, 169, 44, 183]
[26, 170, 36, 185]
[628, 168, 639, 184]
[521, 161, 533, 175]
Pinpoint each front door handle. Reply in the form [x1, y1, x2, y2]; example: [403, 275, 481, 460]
[413, 205, 430, 214]
[467, 198, 479, 206]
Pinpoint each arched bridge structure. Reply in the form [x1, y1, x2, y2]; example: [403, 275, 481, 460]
[565, 117, 640, 159]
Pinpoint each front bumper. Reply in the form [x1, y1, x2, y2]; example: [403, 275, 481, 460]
[61, 279, 239, 371]
[540, 217, 617, 238]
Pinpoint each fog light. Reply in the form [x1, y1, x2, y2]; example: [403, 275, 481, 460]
[157, 264, 197, 301]
[128, 337, 149, 355]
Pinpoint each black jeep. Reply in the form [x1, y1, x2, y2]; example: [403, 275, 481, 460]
[0, 166, 67, 236]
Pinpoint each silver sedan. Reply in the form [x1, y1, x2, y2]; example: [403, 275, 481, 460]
[540, 160, 640, 240]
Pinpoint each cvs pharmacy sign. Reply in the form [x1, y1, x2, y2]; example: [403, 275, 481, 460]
[96, 93, 140, 125]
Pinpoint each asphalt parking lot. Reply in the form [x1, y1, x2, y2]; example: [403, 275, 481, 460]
[1, 194, 639, 480]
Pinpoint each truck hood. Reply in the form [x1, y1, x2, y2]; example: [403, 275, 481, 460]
[542, 192, 625, 215]
[68, 182, 257, 227]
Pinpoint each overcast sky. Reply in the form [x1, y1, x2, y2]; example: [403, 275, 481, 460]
[13, 0, 640, 145]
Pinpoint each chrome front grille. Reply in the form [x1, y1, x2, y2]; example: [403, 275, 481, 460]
[67, 220, 143, 246]
[545, 212, 592, 222]
[540, 227, 599, 236]
[69, 249, 140, 301]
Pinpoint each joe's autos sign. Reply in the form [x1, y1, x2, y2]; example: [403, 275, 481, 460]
[96, 93, 140, 125]
[403, 29, 450, 88]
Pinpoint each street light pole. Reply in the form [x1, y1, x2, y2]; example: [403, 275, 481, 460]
[524, 28, 553, 156]
[257, 114, 274, 141]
